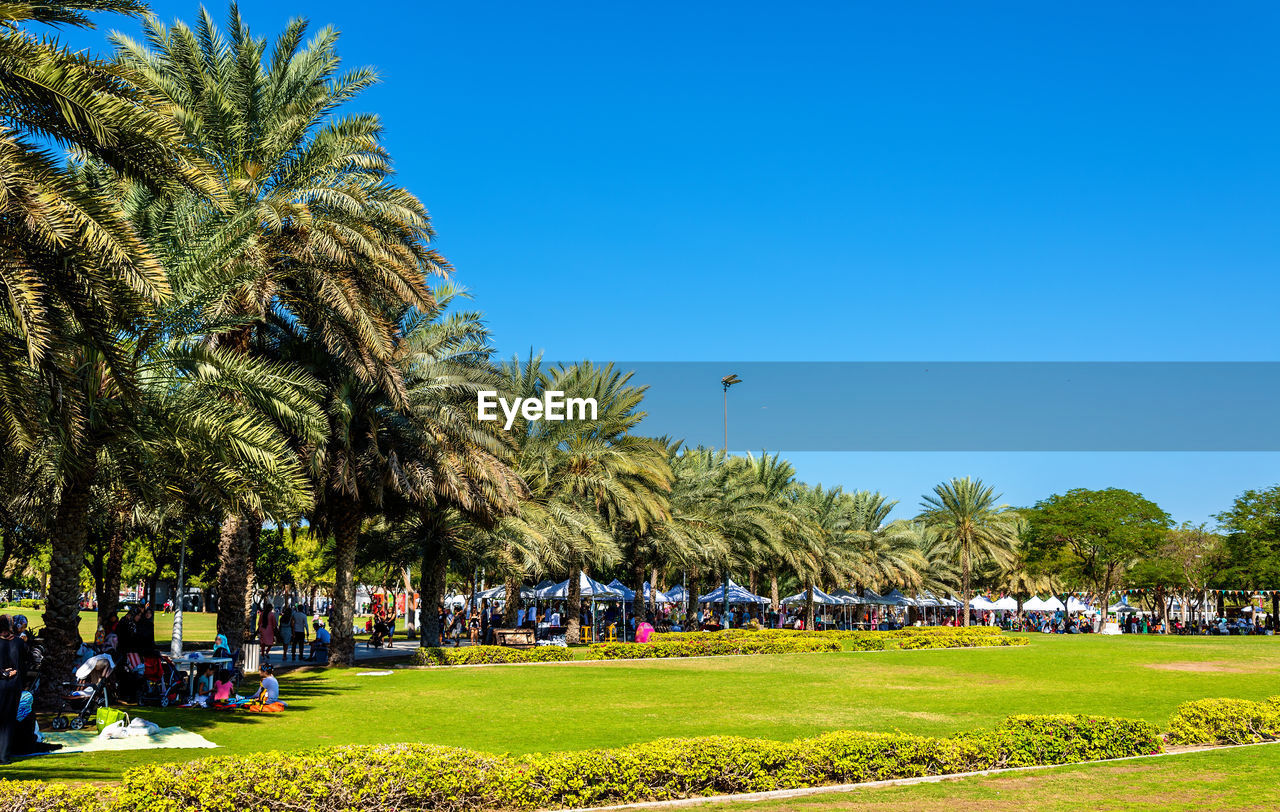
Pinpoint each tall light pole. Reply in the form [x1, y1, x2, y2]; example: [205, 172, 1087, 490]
[721, 374, 741, 451]
[719, 374, 742, 622]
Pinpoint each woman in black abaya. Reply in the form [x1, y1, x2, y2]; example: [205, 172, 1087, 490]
[0, 615, 20, 764]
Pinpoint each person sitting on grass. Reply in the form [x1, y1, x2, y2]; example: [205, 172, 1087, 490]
[194, 663, 215, 699]
[254, 664, 286, 708]
[211, 668, 236, 706]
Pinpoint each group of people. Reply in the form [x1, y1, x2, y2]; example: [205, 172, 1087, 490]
[254, 600, 329, 663]
[94, 604, 156, 654]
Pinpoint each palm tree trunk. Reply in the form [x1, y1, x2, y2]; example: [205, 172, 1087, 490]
[770, 573, 780, 613]
[329, 497, 361, 665]
[98, 513, 127, 629]
[804, 582, 815, 629]
[216, 514, 253, 652]
[417, 535, 448, 648]
[39, 466, 95, 695]
[502, 576, 522, 625]
[961, 538, 972, 627]
[566, 556, 583, 644]
[402, 566, 417, 634]
[632, 564, 646, 626]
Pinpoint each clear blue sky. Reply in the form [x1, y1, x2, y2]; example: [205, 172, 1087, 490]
[59, 2, 1280, 524]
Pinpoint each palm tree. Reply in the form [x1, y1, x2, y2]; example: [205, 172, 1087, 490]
[918, 477, 1021, 626]
[112, 6, 448, 649]
[489, 359, 670, 644]
[0, 1, 219, 448]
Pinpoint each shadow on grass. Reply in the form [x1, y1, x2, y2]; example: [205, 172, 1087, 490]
[8, 669, 353, 782]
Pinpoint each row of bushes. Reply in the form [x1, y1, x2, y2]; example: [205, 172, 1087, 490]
[586, 635, 841, 660]
[7, 714, 1160, 812]
[410, 645, 574, 667]
[1167, 696, 1280, 745]
[644, 627, 1025, 654]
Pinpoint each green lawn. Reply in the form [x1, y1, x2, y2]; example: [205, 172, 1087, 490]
[6, 609, 377, 648]
[713, 743, 1280, 811]
[16, 633, 1280, 785]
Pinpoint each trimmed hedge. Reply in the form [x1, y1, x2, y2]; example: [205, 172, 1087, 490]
[1166, 696, 1280, 745]
[410, 645, 574, 667]
[0, 714, 1157, 812]
[0, 782, 109, 812]
[586, 635, 840, 660]
[646, 627, 1025, 653]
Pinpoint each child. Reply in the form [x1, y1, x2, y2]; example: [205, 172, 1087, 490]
[211, 667, 235, 706]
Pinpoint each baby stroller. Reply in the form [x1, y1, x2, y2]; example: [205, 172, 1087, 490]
[47, 654, 115, 731]
[136, 653, 186, 707]
[368, 617, 391, 649]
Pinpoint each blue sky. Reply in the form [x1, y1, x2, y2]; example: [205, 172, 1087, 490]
[58, 2, 1280, 524]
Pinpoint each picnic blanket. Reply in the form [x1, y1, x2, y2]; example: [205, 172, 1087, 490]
[42, 726, 217, 753]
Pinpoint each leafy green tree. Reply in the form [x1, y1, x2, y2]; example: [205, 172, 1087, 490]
[1022, 488, 1170, 627]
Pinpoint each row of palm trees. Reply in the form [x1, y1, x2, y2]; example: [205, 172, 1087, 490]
[0, 2, 1029, 688]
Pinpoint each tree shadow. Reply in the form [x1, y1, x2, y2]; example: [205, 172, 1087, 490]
[8, 669, 355, 781]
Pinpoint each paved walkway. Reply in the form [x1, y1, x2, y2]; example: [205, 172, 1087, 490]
[261, 635, 473, 668]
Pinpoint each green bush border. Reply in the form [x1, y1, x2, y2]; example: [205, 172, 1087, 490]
[7, 714, 1159, 812]
[410, 645, 573, 667]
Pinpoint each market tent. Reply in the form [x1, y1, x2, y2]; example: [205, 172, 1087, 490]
[913, 592, 941, 608]
[969, 595, 997, 610]
[781, 586, 843, 605]
[607, 579, 637, 600]
[477, 585, 506, 601]
[1108, 599, 1138, 613]
[1066, 596, 1093, 613]
[992, 596, 1018, 612]
[699, 579, 770, 605]
[860, 588, 894, 606]
[543, 573, 624, 599]
[665, 585, 689, 603]
[643, 582, 671, 603]
[1023, 596, 1050, 611]
[883, 589, 916, 607]
[829, 588, 863, 605]
[1041, 596, 1066, 612]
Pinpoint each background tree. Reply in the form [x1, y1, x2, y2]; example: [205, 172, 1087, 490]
[1022, 487, 1171, 630]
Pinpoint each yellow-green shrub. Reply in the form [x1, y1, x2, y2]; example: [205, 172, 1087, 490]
[410, 645, 573, 666]
[1166, 697, 1280, 745]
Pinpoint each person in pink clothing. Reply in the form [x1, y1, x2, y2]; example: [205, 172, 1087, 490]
[635, 621, 655, 643]
[259, 604, 277, 660]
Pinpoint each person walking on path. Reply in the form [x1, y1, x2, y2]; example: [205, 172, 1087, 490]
[259, 602, 278, 662]
[278, 605, 294, 662]
[290, 606, 308, 661]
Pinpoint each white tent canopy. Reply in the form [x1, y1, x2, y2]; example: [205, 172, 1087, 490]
[992, 596, 1018, 611]
[1023, 596, 1050, 611]
[542, 573, 624, 600]
[969, 596, 997, 610]
[1066, 596, 1093, 613]
[1041, 596, 1066, 611]
[781, 586, 844, 606]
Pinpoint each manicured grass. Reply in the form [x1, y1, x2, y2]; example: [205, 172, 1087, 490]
[16, 634, 1280, 784]
[8, 608, 222, 648]
[713, 743, 1280, 811]
[8, 608, 377, 648]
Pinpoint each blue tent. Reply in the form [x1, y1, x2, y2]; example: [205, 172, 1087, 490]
[698, 579, 770, 605]
[542, 573, 624, 599]
[665, 585, 689, 603]
[607, 579, 636, 600]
